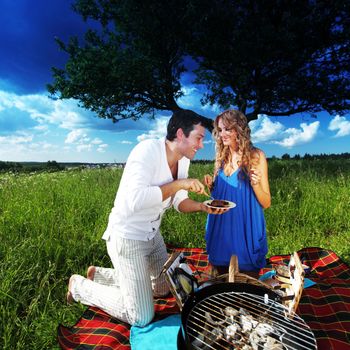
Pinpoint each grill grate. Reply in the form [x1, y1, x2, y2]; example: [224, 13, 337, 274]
[185, 291, 317, 350]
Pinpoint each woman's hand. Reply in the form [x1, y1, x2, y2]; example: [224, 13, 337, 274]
[203, 174, 213, 190]
[199, 202, 229, 215]
[249, 168, 262, 186]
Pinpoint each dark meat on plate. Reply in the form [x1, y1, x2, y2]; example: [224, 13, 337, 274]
[210, 199, 230, 207]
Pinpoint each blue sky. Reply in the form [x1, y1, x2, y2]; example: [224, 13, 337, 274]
[1, 1, 350, 163]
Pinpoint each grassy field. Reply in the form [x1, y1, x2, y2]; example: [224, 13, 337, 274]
[0, 159, 349, 349]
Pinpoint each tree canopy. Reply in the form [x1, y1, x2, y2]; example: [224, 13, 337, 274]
[48, 0, 350, 122]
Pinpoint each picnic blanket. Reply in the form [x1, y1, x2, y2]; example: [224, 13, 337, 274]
[58, 247, 350, 349]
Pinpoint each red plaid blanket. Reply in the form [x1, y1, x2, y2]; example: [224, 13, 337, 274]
[58, 247, 350, 349]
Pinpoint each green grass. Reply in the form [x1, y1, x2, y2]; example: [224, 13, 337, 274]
[0, 159, 349, 348]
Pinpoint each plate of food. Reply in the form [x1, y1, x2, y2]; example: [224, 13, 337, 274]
[203, 199, 236, 209]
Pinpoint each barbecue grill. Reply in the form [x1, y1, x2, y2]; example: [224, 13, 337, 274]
[162, 252, 317, 349]
[177, 283, 317, 350]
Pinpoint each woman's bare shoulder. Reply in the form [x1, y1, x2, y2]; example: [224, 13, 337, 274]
[250, 147, 266, 158]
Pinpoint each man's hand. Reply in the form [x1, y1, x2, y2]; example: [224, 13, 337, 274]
[179, 178, 207, 195]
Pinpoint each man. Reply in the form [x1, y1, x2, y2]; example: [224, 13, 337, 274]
[67, 109, 227, 326]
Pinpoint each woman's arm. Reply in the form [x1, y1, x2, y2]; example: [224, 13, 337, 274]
[250, 150, 271, 209]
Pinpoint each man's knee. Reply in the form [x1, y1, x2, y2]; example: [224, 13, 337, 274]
[129, 309, 154, 327]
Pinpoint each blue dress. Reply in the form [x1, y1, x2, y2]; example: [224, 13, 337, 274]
[205, 168, 268, 272]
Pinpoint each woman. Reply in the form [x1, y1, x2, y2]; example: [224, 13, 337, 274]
[204, 109, 271, 277]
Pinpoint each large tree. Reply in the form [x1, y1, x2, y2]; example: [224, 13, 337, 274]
[189, 0, 350, 120]
[48, 0, 192, 122]
[48, 0, 350, 122]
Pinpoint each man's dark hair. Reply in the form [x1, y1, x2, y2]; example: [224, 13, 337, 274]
[166, 109, 213, 141]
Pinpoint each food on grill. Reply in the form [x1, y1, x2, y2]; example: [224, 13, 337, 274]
[210, 199, 230, 207]
[240, 313, 257, 333]
[205, 311, 226, 326]
[224, 323, 239, 340]
[224, 306, 239, 317]
[182, 287, 317, 350]
[198, 305, 284, 349]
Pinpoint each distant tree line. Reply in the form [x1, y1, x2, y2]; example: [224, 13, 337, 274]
[279, 152, 350, 160]
[1, 153, 350, 173]
[0, 160, 64, 173]
[191, 153, 350, 164]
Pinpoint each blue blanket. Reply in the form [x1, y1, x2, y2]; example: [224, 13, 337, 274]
[130, 314, 181, 350]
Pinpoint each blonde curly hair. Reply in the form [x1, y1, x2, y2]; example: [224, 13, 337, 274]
[213, 109, 260, 178]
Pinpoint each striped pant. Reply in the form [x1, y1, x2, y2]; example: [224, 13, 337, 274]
[70, 231, 169, 327]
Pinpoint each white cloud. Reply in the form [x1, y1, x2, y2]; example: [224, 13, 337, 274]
[0, 133, 33, 145]
[177, 84, 220, 115]
[76, 144, 92, 152]
[33, 124, 49, 132]
[201, 102, 221, 114]
[0, 90, 90, 131]
[177, 86, 200, 109]
[328, 115, 350, 137]
[250, 115, 284, 143]
[91, 138, 103, 145]
[135, 113, 320, 150]
[41, 142, 56, 150]
[181, 86, 198, 96]
[0, 132, 58, 161]
[137, 116, 170, 142]
[0, 87, 338, 162]
[97, 144, 108, 153]
[273, 121, 320, 148]
[65, 129, 106, 154]
[50, 108, 86, 129]
[65, 129, 88, 144]
[248, 115, 320, 148]
[29, 141, 57, 151]
[0, 90, 132, 134]
[0, 90, 136, 162]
